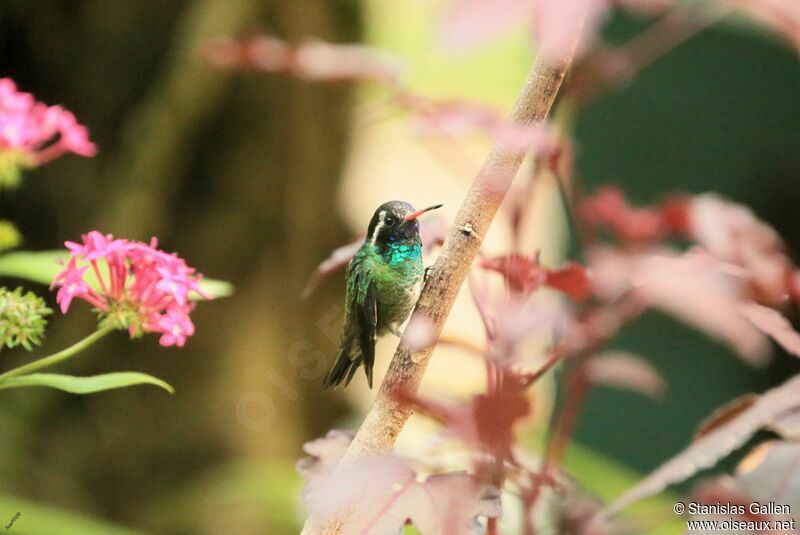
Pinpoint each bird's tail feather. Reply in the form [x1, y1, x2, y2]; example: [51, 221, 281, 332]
[323, 332, 372, 389]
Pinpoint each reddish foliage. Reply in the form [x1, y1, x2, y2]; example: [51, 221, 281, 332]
[599, 373, 800, 519]
[658, 195, 692, 234]
[396, 388, 531, 459]
[545, 262, 593, 302]
[578, 186, 668, 244]
[396, 92, 560, 154]
[473, 390, 532, 457]
[480, 254, 546, 294]
[687, 193, 793, 306]
[480, 254, 592, 301]
[582, 189, 800, 309]
[298, 430, 501, 534]
[585, 351, 666, 399]
[739, 301, 800, 358]
[692, 478, 766, 523]
[302, 239, 363, 299]
[203, 35, 403, 84]
[730, 0, 800, 52]
[589, 247, 772, 365]
[694, 394, 757, 441]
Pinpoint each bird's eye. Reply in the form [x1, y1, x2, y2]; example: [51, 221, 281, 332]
[384, 216, 396, 226]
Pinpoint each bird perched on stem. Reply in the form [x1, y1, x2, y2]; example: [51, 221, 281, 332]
[323, 201, 443, 389]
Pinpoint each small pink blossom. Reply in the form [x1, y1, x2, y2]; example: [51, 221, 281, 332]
[149, 308, 196, 347]
[51, 231, 210, 347]
[53, 258, 91, 314]
[0, 78, 96, 176]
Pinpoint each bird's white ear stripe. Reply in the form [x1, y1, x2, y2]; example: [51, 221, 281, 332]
[370, 211, 387, 246]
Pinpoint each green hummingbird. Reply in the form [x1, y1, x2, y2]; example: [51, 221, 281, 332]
[323, 200, 443, 389]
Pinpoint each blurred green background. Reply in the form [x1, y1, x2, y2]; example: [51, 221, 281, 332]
[1, 1, 799, 534]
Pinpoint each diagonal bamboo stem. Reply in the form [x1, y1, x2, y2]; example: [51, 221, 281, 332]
[301, 15, 587, 534]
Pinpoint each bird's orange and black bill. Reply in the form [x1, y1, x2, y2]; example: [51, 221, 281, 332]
[403, 203, 443, 222]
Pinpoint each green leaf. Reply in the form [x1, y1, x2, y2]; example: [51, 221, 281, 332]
[0, 250, 233, 299]
[0, 494, 142, 535]
[0, 251, 63, 287]
[0, 372, 174, 394]
[197, 277, 234, 299]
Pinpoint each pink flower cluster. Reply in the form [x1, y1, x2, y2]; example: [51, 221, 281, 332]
[52, 231, 209, 347]
[0, 78, 96, 165]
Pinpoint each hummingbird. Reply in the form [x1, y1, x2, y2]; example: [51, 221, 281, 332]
[323, 201, 443, 389]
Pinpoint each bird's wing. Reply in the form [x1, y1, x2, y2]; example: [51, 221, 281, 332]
[351, 266, 377, 387]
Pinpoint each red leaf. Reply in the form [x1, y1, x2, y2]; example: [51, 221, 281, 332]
[739, 301, 800, 357]
[397, 389, 531, 459]
[297, 429, 356, 504]
[297, 431, 501, 535]
[481, 254, 545, 294]
[203, 35, 404, 84]
[481, 254, 591, 301]
[585, 351, 666, 399]
[346, 471, 501, 535]
[439, 0, 533, 52]
[588, 247, 771, 366]
[489, 296, 563, 368]
[579, 187, 667, 244]
[687, 193, 791, 306]
[545, 261, 592, 302]
[694, 394, 757, 441]
[301, 238, 362, 299]
[532, 0, 610, 62]
[692, 477, 764, 523]
[731, 0, 800, 52]
[658, 195, 692, 235]
[597, 372, 800, 521]
[400, 93, 559, 154]
[769, 408, 800, 441]
[473, 390, 532, 457]
[735, 440, 800, 518]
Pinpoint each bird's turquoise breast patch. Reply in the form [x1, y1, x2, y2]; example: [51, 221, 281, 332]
[383, 240, 422, 267]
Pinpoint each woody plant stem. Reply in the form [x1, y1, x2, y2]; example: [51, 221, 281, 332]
[301, 13, 587, 534]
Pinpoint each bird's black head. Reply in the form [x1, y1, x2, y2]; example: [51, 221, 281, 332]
[365, 200, 442, 250]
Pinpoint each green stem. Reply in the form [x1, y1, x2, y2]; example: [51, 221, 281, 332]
[0, 325, 114, 382]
